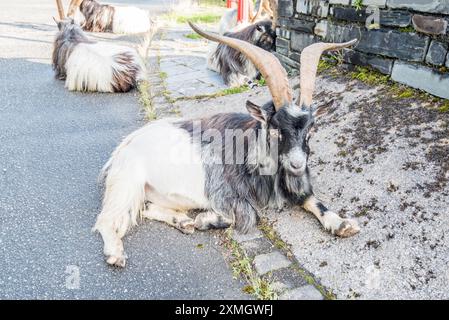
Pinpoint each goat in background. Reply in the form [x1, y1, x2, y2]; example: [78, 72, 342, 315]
[207, 19, 276, 88]
[52, 2, 145, 93]
[94, 22, 360, 267]
[66, 0, 153, 34]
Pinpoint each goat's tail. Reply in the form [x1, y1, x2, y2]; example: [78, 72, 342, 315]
[94, 133, 147, 238]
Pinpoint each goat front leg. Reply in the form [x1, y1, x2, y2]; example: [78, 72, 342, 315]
[303, 195, 360, 237]
[194, 211, 234, 231]
[143, 204, 195, 234]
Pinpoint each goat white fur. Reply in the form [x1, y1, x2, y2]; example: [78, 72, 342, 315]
[112, 6, 152, 34]
[66, 43, 142, 92]
[95, 120, 209, 266]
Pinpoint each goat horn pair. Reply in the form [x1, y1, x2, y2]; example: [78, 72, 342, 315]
[188, 22, 357, 110]
[55, 0, 65, 20]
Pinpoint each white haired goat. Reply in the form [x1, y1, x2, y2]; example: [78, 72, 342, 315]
[52, 19, 145, 93]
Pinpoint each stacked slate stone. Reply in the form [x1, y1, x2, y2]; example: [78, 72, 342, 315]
[275, 0, 449, 99]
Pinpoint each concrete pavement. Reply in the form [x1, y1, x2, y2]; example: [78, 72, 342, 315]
[0, 0, 248, 299]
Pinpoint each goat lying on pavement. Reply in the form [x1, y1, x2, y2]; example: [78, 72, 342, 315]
[207, 20, 276, 88]
[52, 18, 145, 93]
[66, 0, 153, 34]
[94, 22, 360, 267]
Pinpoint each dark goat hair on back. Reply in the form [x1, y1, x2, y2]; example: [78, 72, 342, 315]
[80, 0, 115, 32]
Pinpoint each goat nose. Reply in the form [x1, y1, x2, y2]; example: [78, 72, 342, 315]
[290, 161, 302, 170]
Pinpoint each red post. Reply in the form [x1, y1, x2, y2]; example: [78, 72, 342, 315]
[237, 0, 249, 23]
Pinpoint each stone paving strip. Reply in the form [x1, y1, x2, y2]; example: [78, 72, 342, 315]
[234, 230, 324, 300]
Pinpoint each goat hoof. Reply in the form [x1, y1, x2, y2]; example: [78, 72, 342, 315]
[106, 254, 127, 268]
[335, 219, 360, 238]
[178, 219, 195, 235]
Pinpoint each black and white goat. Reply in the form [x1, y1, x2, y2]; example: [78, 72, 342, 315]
[67, 0, 152, 34]
[52, 18, 145, 92]
[207, 19, 276, 87]
[94, 22, 360, 267]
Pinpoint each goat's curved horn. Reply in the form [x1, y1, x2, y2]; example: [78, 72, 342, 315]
[67, 0, 83, 18]
[250, 0, 265, 23]
[298, 39, 358, 108]
[55, 0, 65, 19]
[189, 22, 292, 110]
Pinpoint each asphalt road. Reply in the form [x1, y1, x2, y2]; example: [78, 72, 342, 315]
[0, 0, 247, 299]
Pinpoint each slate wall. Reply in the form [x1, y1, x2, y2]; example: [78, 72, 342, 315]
[276, 0, 449, 99]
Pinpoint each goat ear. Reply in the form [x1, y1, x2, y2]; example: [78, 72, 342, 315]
[53, 17, 63, 30]
[246, 100, 267, 124]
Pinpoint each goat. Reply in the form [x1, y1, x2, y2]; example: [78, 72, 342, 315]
[52, 18, 145, 92]
[207, 20, 276, 88]
[93, 22, 360, 267]
[66, 0, 152, 34]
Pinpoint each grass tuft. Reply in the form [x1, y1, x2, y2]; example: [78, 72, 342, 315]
[165, 12, 222, 24]
[223, 229, 277, 300]
[257, 77, 267, 86]
[353, 0, 364, 11]
[398, 26, 415, 33]
[171, 85, 249, 102]
[350, 66, 390, 86]
[438, 101, 449, 113]
[138, 81, 156, 121]
[184, 32, 202, 40]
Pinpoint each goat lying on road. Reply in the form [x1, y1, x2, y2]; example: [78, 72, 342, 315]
[95, 22, 360, 267]
[207, 20, 276, 88]
[52, 18, 145, 93]
[67, 0, 152, 34]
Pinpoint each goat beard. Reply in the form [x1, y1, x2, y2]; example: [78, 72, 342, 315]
[277, 167, 313, 205]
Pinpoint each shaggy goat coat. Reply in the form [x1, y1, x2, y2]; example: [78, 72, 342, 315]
[97, 113, 312, 238]
[79, 0, 152, 34]
[52, 20, 145, 93]
[207, 20, 276, 87]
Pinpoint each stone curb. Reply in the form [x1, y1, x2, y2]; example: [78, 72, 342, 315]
[232, 230, 325, 300]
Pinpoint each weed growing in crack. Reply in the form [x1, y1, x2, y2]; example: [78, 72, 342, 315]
[222, 229, 277, 300]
